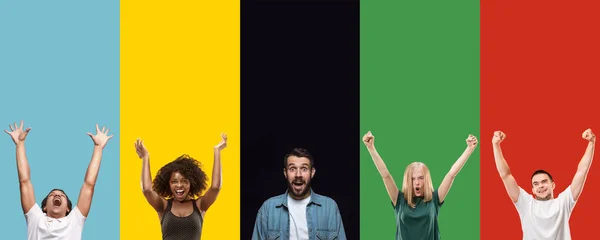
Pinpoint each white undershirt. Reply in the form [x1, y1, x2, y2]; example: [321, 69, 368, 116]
[288, 194, 310, 240]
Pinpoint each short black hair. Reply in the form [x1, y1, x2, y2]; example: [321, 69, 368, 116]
[284, 148, 314, 168]
[41, 189, 73, 215]
[531, 169, 554, 184]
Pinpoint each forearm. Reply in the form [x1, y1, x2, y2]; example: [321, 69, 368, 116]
[577, 142, 595, 174]
[84, 146, 103, 187]
[141, 156, 153, 192]
[211, 148, 222, 190]
[16, 142, 31, 183]
[447, 147, 474, 178]
[493, 144, 511, 178]
[367, 147, 392, 178]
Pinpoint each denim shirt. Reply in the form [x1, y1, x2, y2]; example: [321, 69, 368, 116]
[252, 189, 346, 240]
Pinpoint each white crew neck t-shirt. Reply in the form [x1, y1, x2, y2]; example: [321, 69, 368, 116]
[515, 185, 576, 240]
[288, 194, 311, 240]
[25, 203, 86, 240]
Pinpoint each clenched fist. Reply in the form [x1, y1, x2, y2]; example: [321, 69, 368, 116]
[492, 131, 505, 145]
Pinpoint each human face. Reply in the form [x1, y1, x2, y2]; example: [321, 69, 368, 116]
[412, 167, 425, 197]
[170, 171, 191, 201]
[284, 156, 314, 200]
[44, 190, 69, 218]
[532, 173, 555, 200]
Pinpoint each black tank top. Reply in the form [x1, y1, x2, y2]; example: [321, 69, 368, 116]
[161, 199, 203, 240]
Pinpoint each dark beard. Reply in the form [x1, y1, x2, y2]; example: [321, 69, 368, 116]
[287, 178, 312, 199]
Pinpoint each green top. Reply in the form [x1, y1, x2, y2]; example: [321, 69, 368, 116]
[393, 189, 443, 240]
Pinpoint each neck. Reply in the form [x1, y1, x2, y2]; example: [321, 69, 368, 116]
[288, 190, 311, 200]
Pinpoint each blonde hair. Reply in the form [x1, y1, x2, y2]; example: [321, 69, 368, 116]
[402, 162, 434, 208]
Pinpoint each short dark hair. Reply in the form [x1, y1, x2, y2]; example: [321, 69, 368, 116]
[41, 189, 73, 215]
[284, 148, 314, 168]
[531, 169, 554, 184]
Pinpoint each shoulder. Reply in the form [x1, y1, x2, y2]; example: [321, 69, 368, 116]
[68, 206, 87, 222]
[259, 194, 285, 212]
[25, 203, 43, 222]
[313, 192, 340, 210]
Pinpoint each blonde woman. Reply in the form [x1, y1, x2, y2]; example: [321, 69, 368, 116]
[362, 131, 477, 240]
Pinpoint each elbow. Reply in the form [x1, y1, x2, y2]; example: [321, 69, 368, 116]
[83, 180, 96, 189]
[210, 183, 222, 191]
[142, 186, 154, 194]
[19, 176, 31, 184]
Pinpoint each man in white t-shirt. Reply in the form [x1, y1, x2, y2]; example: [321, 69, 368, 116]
[492, 128, 596, 240]
[5, 121, 113, 240]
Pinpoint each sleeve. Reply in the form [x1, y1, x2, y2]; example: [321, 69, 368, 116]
[25, 203, 43, 231]
[69, 206, 87, 228]
[560, 185, 577, 214]
[334, 201, 346, 240]
[514, 187, 531, 214]
[252, 203, 266, 240]
[433, 189, 444, 207]
[392, 190, 403, 211]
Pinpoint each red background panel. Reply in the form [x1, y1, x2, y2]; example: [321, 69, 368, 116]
[481, 1, 600, 239]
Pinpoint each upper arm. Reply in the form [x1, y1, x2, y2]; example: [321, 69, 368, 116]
[334, 201, 346, 239]
[77, 182, 95, 217]
[199, 187, 220, 212]
[252, 204, 266, 240]
[502, 174, 520, 203]
[438, 173, 456, 203]
[143, 189, 167, 215]
[20, 180, 35, 214]
[570, 171, 586, 201]
[383, 175, 399, 207]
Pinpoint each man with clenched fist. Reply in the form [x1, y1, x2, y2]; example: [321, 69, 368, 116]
[492, 129, 596, 240]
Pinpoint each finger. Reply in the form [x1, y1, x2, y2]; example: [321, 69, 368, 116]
[96, 124, 100, 133]
[4, 129, 10, 135]
[105, 128, 110, 134]
[20, 120, 24, 129]
[108, 135, 114, 139]
[102, 126, 106, 133]
[9, 124, 14, 131]
[24, 128, 31, 134]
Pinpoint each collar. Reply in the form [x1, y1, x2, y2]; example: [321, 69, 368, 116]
[276, 188, 322, 208]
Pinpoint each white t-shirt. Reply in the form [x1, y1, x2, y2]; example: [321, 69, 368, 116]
[25, 203, 86, 240]
[288, 195, 310, 240]
[515, 186, 576, 240]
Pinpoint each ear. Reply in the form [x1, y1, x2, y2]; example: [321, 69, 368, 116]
[283, 168, 287, 178]
[552, 181, 556, 190]
[311, 167, 316, 178]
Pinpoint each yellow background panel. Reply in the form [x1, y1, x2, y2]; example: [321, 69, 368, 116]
[121, 1, 239, 239]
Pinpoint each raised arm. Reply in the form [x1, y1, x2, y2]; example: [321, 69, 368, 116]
[362, 131, 400, 206]
[199, 133, 226, 212]
[77, 124, 113, 217]
[492, 131, 520, 203]
[570, 128, 595, 201]
[438, 134, 478, 203]
[135, 138, 166, 215]
[5, 120, 35, 214]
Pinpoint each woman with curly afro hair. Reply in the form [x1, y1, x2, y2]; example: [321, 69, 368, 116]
[135, 133, 227, 240]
